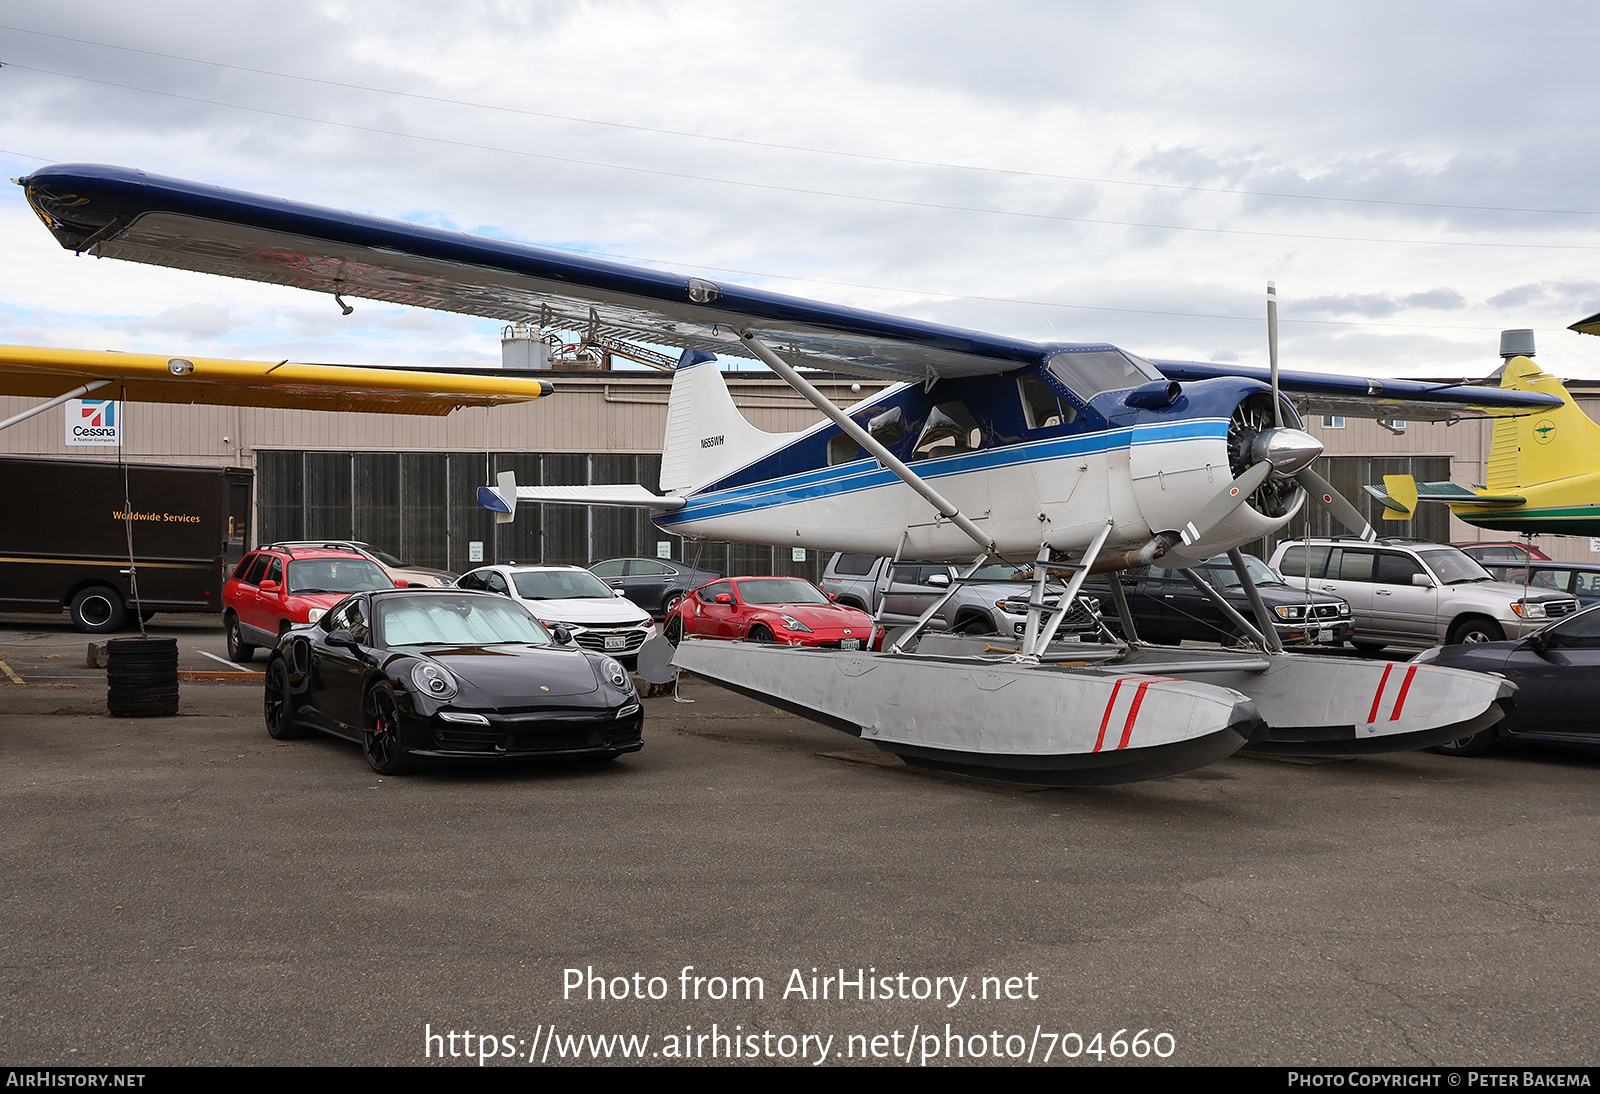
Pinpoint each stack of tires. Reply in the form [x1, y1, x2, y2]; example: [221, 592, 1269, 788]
[106, 637, 179, 717]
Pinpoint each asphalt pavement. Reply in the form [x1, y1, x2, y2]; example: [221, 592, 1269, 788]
[1, 614, 1597, 1067]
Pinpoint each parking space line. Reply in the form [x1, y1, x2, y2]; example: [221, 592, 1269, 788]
[0, 659, 23, 684]
[195, 650, 240, 668]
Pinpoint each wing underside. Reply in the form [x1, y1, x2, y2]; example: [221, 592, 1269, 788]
[0, 344, 552, 415]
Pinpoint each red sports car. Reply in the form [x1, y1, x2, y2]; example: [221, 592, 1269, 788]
[664, 576, 878, 650]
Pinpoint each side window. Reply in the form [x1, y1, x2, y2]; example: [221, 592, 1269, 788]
[827, 433, 860, 466]
[1545, 610, 1600, 648]
[1374, 553, 1423, 585]
[1574, 572, 1600, 597]
[634, 560, 673, 576]
[1277, 545, 1330, 579]
[266, 558, 284, 586]
[890, 563, 950, 587]
[590, 560, 625, 578]
[243, 553, 272, 586]
[322, 601, 350, 633]
[830, 553, 878, 577]
[232, 554, 257, 580]
[912, 402, 984, 461]
[457, 571, 484, 591]
[867, 406, 903, 447]
[1329, 548, 1376, 583]
[346, 599, 371, 643]
[485, 572, 509, 595]
[1018, 375, 1074, 429]
[699, 582, 732, 604]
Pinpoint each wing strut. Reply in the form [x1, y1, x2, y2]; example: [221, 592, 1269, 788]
[0, 380, 110, 434]
[738, 331, 998, 556]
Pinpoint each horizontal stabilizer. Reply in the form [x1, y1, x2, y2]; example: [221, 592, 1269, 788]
[512, 484, 685, 510]
[1364, 478, 1523, 512]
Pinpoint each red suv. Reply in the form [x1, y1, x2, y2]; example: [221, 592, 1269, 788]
[223, 545, 397, 662]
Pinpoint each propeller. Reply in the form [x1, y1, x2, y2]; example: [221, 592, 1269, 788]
[1175, 282, 1377, 551]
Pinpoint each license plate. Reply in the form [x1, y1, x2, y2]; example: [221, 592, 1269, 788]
[841, 638, 861, 650]
[1317, 629, 1334, 643]
[1059, 634, 1081, 643]
[604, 635, 626, 651]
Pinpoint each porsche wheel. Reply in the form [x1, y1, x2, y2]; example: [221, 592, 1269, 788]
[264, 658, 307, 740]
[363, 684, 415, 775]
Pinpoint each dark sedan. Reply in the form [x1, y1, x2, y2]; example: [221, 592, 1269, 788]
[1415, 603, 1600, 755]
[263, 589, 643, 773]
[589, 557, 720, 615]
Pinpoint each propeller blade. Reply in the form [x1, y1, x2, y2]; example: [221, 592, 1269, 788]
[1295, 465, 1376, 542]
[1267, 281, 1282, 429]
[1178, 460, 1272, 549]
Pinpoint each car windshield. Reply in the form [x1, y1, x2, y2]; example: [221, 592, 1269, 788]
[376, 595, 551, 647]
[1200, 555, 1285, 588]
[1417, 549, 1493, 585]
[286, 558, 392, 594]
[736, 579, 830, 606]
[511, 570, 616, 600]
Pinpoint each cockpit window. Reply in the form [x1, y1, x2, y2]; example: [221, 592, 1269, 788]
[1018, 375, 1075, 429]
[912, 401, 984, 461]
[1045, 350, 1162, 402]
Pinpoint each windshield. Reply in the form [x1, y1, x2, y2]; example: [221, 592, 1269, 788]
[1417, 549, 1492, 585]
[376, 594, 551, 647]
[287, 558, 393, 594]
[1200, 555, 1285, 588]
[511, 570, 616, 600]
[736, 579, 830, 606]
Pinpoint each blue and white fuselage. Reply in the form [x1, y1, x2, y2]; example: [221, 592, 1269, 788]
[649, 348, 1299, 565]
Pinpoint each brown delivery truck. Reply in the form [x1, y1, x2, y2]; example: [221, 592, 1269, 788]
[0, 456, 253, 632]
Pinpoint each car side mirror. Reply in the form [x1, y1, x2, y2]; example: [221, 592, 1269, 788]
[715, 593, 732, 604]
[614, 589, 628, 597]
[394, 579, 409, 588]
[1525, 631, 1549, 655]
[259, 579, 280, 594]
[827, 592, 837, 601]
[1411, 573, 1434, 588]
[928, 573, 951, 588]
[327, 629, 361, 652]
[551, 625, 573, 645]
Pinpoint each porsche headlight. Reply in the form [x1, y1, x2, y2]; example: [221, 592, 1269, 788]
[599, 656, 629, 689]
[778, 614, 813, 633]
[411, 662, 458, 700]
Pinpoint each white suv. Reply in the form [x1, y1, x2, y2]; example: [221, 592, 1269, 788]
[454, 564, 655, 666]
[1268, 538, 1580, 653]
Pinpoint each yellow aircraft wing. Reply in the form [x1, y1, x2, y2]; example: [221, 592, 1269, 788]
[0, 344, 551, 416]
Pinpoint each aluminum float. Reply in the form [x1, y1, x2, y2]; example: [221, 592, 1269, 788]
[670, 637, 1266, 785]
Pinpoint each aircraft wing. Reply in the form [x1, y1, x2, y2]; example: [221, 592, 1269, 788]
[1571, 311, 1600, 337]
[12, 164, 1568, 416]
[20, 164, 1043, 383]
[0, 344, 551, 415]
[1154, 361, 1562, 421]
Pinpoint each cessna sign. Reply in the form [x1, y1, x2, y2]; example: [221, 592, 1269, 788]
[66, 399, 121, 446]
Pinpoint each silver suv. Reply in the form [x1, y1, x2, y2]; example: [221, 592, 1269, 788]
[1268, 538, 1580, 652]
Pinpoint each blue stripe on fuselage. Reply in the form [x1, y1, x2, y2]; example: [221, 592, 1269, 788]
[656, 417, 1228, 526]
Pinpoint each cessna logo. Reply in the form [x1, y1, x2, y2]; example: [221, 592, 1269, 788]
[700, 435, 725, 448]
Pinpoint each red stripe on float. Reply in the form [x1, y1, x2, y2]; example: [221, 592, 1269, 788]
[1389, 666, 1418, 720]
[1366, 664, 1394, 724]
[1094, 679, 1126, 752]
[1117, 680, 1156, 750]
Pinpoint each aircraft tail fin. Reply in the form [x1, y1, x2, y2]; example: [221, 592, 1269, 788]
[1363, 474, 1418, 519]
[475, 470, 519, 524]
[659, 352, 803, 494]
[1487, 356, 1599, 491]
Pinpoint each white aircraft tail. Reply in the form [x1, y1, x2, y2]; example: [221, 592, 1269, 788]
[659, 357, 802, 494]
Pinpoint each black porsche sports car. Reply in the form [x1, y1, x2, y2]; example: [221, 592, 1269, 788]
[264, 588, 643, 773]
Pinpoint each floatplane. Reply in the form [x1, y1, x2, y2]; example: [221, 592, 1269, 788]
[15, 165, 1561, 783]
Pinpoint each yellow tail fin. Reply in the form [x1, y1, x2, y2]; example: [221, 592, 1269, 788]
[1381, 474, 1417, 520]
[1486, 356, 1599, 490]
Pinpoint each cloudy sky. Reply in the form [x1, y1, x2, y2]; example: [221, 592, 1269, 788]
[3, 0, 1600, 377]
